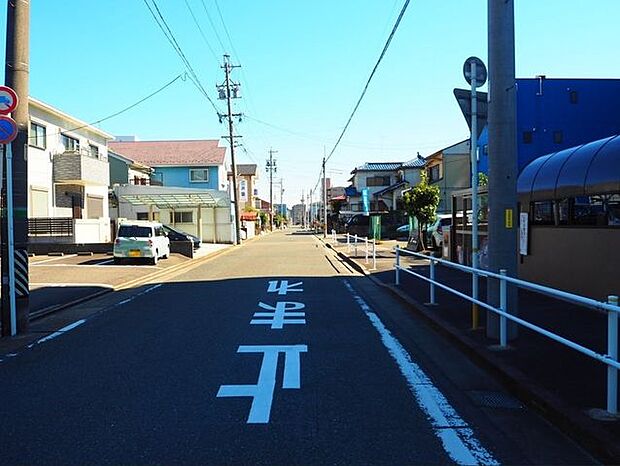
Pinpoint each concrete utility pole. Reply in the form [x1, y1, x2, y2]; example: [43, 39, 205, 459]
[322, 156, 327, 238]
[487, 0, 518, 339]
[1, 0, 30, 336]
[279, 178, 284, 221]
[266, 149, 277, 230]
[219, 54, 242, 245]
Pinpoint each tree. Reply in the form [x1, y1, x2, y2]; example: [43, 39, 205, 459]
[402, 172, 440, 250]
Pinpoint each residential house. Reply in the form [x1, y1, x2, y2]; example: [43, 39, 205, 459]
[108, 139, 228, 191]
[108, 150, 154, 187]
[425, 140, 471, 213]
[291, 204, 305, 225]
[344, 163, 402, 213]
[229, 163, 258, 212]
[28, 98, 113, 244]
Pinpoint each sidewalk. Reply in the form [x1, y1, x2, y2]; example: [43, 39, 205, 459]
[322, 234, 620, 463]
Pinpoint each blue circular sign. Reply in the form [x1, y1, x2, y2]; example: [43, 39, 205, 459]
[0, 115, 18, 144]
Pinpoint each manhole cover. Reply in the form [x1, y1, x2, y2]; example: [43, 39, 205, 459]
[467, 390, 523, 409]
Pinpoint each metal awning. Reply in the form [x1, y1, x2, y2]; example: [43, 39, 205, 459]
[374, 181, 408, 197]
[120, 191, 229, 209]
[518, 134, 620, 203]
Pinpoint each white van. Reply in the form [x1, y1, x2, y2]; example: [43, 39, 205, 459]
[113, 221, 170, 265]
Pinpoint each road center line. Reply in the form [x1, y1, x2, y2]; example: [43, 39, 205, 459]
[342, 280, 498, 466]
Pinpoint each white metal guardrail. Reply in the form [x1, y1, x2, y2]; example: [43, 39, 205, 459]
[333, 232, 377, 270]
[394, 245, 620, 415]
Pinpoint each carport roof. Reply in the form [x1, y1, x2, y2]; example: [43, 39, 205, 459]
[518, 134, 620, 203]
[120, 191, 229, 209]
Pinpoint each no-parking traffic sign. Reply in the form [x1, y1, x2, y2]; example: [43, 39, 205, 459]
[0, 85, 18, 115]
[0, 115, 18, 144]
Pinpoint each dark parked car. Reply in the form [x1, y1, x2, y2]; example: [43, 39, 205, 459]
[344, 213, 404, 239]
[162, 224, 201, 249]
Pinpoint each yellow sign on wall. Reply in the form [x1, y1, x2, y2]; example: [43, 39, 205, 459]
[505, 208, 513, 228]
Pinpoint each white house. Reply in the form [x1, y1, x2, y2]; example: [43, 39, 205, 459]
[28, 98, 113, 243]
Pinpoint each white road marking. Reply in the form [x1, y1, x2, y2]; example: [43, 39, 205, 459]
[30, 254, 77, 264]
[114, 283, 162, 307]
[35, 319, 86, 345]
[250, 301, 306, 329]
[267, 280, 304, 295]
[217, 344, 308, 424]
[343, 280, 498, 466]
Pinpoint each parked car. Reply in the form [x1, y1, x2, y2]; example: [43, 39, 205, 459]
[427, 215, 452, 249]
[162, 224, 201, 249]
[113, 221, 170, 265]
[344, 213, 405, 239]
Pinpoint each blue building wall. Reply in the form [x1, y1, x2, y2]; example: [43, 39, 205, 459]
[153, 165, 220, 189]
[477, 78, 620, 174]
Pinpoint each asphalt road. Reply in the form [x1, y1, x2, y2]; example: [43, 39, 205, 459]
[0, 230, 595, 465]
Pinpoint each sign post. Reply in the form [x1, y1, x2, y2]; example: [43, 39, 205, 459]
[0, 86, 19, 336]
[463, 56, 487, 329]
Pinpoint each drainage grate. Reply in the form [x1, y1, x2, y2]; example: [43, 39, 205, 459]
[467, 390, 523, 410]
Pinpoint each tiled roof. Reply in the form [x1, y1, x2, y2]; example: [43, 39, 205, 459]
[351, 162, 403, 173]
[108, 140, 226, 166]
[402, 155, 426, 168]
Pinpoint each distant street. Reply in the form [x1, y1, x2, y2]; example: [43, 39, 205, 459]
[0, 230, 594, 465]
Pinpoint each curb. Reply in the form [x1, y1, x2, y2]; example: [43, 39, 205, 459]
[320, 237, 619, 463]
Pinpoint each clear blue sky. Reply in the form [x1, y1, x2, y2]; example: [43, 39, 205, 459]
[1, 1, 619, 205]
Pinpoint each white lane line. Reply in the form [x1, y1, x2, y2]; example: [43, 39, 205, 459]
[343, 280, 498, 466]
[30, 254, 78, 265]
[115, 283, 162, 307]
[35, 319, 86, 345]
[96, 259, 114, 265]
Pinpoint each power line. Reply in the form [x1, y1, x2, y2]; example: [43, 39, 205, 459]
[200, 0, 227, 52]
[142, 0, 221, 114]
[183, 0, 219, 64]
[214, 0, 240, 59]
[325, 0, 411, 164]
[29, 73, 186, 140]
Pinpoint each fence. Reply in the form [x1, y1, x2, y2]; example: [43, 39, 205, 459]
[394, 245, 620, 415]
[335, 231, 377, 270]
[28, 217, 73, 237]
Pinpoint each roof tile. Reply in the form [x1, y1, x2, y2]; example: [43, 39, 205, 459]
[109, 140, 226, 166]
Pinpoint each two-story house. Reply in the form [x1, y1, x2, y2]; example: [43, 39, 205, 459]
[425, 140, 471, 214]
[108, 150, 155, 187]
[28, 98, 113, 244]
[108, 139, 228, 191]
[345, 163, 402, 213]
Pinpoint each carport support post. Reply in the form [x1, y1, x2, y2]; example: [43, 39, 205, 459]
[197, 205, 203, 242]
[148, 205, 153, 221]
[212, 206, 217, 244]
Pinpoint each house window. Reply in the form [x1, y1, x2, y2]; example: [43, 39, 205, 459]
[171, 211, 193, 223]
[553, 131, 563, 144]
[428, 165, 441, 182]
[61, 134, 79, 152]
[30, 122, 47, 149]
[86, 195, 104, 219]
[569, 90, 578, 104]
[189, 168, 209, 183]
[88, 144, 99, 159]
[531, 201, 554, 225]
[136, 212, 149, 220]
[523, 131, 533, 144]
[366, 176, 390, 187]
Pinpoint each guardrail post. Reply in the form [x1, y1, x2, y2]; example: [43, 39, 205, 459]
[365, 237, 369, 264]
[347, 234, 350, 252]
[354, 234, 358, 257]
[499, 269, 508, 348]
[332, 229, 336, 241]
[429, 258, 436, 305]
[607, 295, 618, 415]
[372, 239, 376, 270]
[395, 245, 400, 285]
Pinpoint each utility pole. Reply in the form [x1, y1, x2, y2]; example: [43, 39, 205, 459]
[279, 178, 285, 221]
[266, 148, 277, 230]
[1, 0, 30, 336]
[322, 156, 327, 238]
[301, 190, 305, 228]
[218, 54, 242, 245]
[487, 0, 518, 340]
